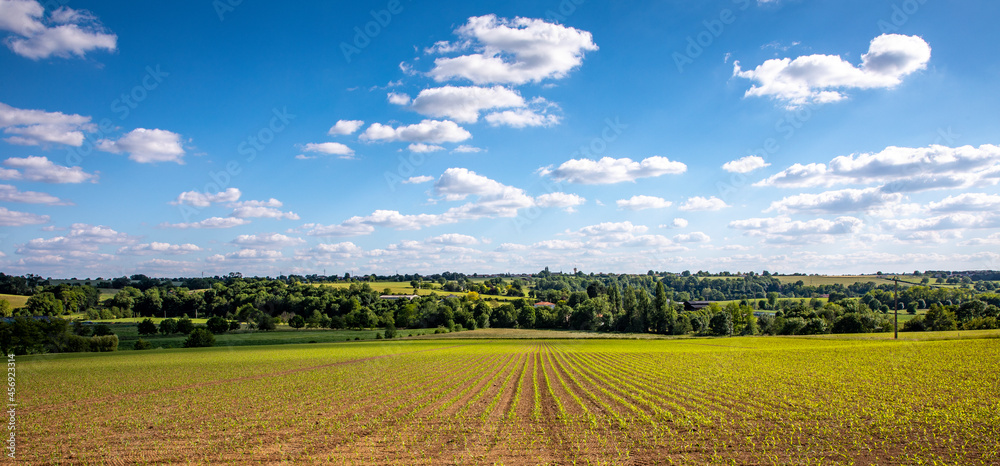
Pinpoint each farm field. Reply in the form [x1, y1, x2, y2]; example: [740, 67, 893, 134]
[319, 280, 526, 301]
[0, 293, 28, 309]
[103, 322, 442, 349]
[16, 332, 1000, 464]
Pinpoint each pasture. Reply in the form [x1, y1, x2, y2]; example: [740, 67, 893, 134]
[16, 331, 999, 464]
[0, 293, 28, 309]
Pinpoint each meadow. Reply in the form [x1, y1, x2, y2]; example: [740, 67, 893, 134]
[16, 331, 999, 464]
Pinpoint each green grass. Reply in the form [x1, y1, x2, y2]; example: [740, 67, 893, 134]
[108, 322, 440, 350]
[0, 293, 29, 309]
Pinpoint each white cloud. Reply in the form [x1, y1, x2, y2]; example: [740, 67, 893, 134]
[328, 119, 365, 135]
[97, 128, 185, 164]
[882, 213, 1000, 232]
[403, 175, 434, 184]
[679, 196, 729, 211]
[729, 215, 864, 244]
[0, 183, 68, 204]
[540, 156, 687, 184]
[0, 101, 95, 146]
[231, 233, 305, 249]
[765, 187, 904, 214]
[452, 145, 484, 153]
[407, 143, 445, 153]
[300, 142, 355, 159]
[405, 85, 524, 123]
[734, 34, 931, 107]
[485, 108, 560, 128]
[532, 239, 584, 250]
[427, 14, 598, 85]
[673, 232, 711, 243]
[660, 218, 688, 229]
[926, 193, 1000, 213]
[296, 242, 363, 260]
[207, 249, 283, 262]
[162, 217, 251, 229]
[17, 223, 132, 254]
[360, 119, 471, 144]
[535, 192, 585, 212]
[426, 233, 479, 245]
[616, 195, 672, 211]
[230, 201, 300, 220]
[117, 242, 201, 255]
[0, 206, 48, 226]
[756, 144, 1000, 191]
[387, 92, 412, 106]
[0, 156, 96, 183]
[722, 155, 770, 173]
[0, 2, 117, 60]
[959, 233, 1000, 247]
[171, 188, 241, 208]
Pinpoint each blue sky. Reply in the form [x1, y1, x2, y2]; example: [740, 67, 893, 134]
[2, 0, 999, 278]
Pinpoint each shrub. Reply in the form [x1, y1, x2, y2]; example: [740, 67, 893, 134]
[375, 332, 383, 339]
[257, 315, 276, 331]
[902, 316, 926, 332]
[137, 318, 158, 336]
[206, 316, 229, 334]
[228, 320, 240, 331]
[289, 315, 305, 329]
[176, 316, 195, 335]
[710, 312, 733, 336]
[63, 334, 91, 352]
[159, 318, 177, 335]
[184, 328, 215, 348]
[134, 338, 153, 350]
[92, 324, 114, 336]
[90, 335, 119, 352]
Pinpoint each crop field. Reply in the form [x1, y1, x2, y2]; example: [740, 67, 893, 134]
[16, 334, 1000, 464]
[0, 293, 29, 309]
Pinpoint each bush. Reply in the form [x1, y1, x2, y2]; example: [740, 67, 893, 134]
[137, 318, 158, 336]
[289, 315, 305, 329]
[375, 332, 383, 339]
[134, 338, 153, 350]
[228, 320, 241, 331]
[90, 335, 119, 352]
[184, 328, 215, 348]
[206, 316, 229, 334]
[902, 316, 926, 332]
[92, 324, 114, 336]
[176, 316, 194, 335]
[257, 315, 276, 331]
[63, 334, 92, 352]
[709, 312, 733, 336]
[159, 318, 177, 335]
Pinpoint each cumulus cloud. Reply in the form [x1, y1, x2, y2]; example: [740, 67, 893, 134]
[171, 188, 241, 208]
[535, 192, 585, 212]
[97, 128, 186, 163]
[402, 85, 524, 123]
[298, 142, 355, 159]
[295, 242, 363, 260]
[0, 156, 96, 183]
[734, 34, 931, 107]
[0, 101, 95, 146]
[402, 175, 434, 184]
[117, 242, 201, 255]
[660, 218, 689, 229]
[485, 108, 560, 128]
[162, 217, 251, 229]
[207, 249, 283, 262]
[387, 92, 411, 106]
[426, 14, 598, 85]
[0, 1, 117, 60]
[328, 119, 365, 135]
[231, 233, 305, 249]
[616, 195, 672, 211]
[765, 187, 904, 214]
[882, 213, 1000, 232]
[673, 232, 711, 243]
[407, 143, 445, 153]
[0, 184, 68, 205]
[540, 156, 687, 184]
[722, 155, 770, 173]
[229, 199, 299, 220]
[426, 233, 480, 245]
[360, 119, 471, 144]
[926, 193, 1000, 213]
[0, 206, 48, 226]
[729, 215, 864, 244]
[756, 144, 1000, 191]
[452, 145, 484, 153]
[679, 196, 729, 211]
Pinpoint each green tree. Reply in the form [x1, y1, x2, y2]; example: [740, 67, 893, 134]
[0, 300, 11, 317]
[25, 292, 64, 316]
[257, 314, 276, 331]
[206, 316, 229, 334]
[159, 318, 178, 335]
[176, 316, 194, 334]
[137, 318, 158, 336]
[184, 328, 215, 347]
[133, 338, 153, 350]
[289, 315, 306, 329]
[710, 311, 733, 336]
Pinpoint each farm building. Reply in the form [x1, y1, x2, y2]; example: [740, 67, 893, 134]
[534, 301, 556, 309]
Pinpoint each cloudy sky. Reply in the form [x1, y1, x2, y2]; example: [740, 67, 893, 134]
[1, 0, 999, 278]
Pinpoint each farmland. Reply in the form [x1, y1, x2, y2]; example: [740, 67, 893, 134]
[17, 332, 1000, 464]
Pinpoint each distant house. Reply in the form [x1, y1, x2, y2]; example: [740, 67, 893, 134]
[534, 301, 556, 309]
[683, 301, 714, 311]
[380, 294, 419, 300]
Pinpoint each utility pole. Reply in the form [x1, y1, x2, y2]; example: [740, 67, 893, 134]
[893, 277, 899, 340]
